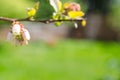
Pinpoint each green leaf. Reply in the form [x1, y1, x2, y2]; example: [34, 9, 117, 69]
[34, 1, 40, 10]
[35, 0, 53, 20]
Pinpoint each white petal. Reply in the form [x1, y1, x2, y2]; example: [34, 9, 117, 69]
[7, 32, 13, 41]
[22, 29, 30, 40]
[12, 24, 21, 35]
[49, 0, 59, 12]
[74, 22, 78, 29]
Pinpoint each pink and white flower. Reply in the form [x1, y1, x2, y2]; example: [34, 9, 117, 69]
[7, 21, 30, 45]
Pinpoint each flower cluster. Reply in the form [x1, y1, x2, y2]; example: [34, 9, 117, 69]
[49, 0, 86, 27]
[7, 21, 30, 45]
[63, 2, 84, 18]
[63, 2, 86, 28]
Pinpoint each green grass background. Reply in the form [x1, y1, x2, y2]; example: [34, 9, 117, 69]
[0, 40, 120, 80]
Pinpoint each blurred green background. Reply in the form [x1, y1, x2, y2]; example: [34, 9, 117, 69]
[0, 40, 120, 80]
[0, 0, 120, 80]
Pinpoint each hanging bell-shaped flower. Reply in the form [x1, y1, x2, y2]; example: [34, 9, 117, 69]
[7, 21, 30, 45]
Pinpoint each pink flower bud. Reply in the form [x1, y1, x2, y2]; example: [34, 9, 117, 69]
[64, 2, 81, 11]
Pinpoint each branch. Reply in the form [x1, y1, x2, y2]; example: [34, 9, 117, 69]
[0, 16, 85, 24]
[0, 17, 15, 22]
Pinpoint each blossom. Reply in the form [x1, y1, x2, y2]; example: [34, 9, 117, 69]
[68, 11, 84, 18]
[63, 2, 86, 27]
[7, 21, 30, 45]
[49, 0, 86, 28]
[63, 2, 84, 19]
[63, 2, 81, 11]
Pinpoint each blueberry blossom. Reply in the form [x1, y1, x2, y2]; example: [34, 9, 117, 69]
[7, 21, 30, 45]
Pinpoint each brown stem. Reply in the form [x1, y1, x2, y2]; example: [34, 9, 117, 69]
[0, 16, 85, 23]
[0, 17, 15, 22]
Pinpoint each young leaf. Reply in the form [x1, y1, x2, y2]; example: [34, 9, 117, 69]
[49, 0, 62, 12]
[27, 8, 36, 18]
[27, 2, 39, 20]
[34, 1, 40, 10]
[68, 11, 84, 18]
[57, 0, 62, 11]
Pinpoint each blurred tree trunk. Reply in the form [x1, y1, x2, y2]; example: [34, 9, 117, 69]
[68, 0, 119, 41]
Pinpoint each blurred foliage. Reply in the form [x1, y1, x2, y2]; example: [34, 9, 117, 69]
[0, 0, 35, 24]
[0, 0, 87, 20]
[0, 0, 34, 18]
[0, 0, 119, 24]
[110, 0, 120, 28]
[35, 0, 87, 20]
[0, 40, 120, 80]
[0, 0, 120, 32]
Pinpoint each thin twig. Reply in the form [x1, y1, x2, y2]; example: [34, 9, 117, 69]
[0, 16, 85, 24]
[0, 17, 15, 22]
